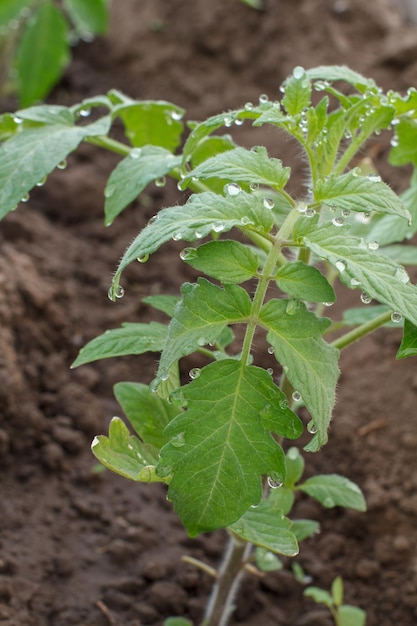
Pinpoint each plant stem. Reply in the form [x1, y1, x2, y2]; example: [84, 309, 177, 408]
[331, 309, 392, 351]
[201, 534, 252, 626]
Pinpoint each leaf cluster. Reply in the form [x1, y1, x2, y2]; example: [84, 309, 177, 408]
[2, 65, 417, 542]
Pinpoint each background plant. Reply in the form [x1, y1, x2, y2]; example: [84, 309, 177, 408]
[1, 65, 417, 624]
[0, 0, 109, 107]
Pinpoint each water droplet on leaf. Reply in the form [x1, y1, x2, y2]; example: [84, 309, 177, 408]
[21, 193, 30, 203]
[224, 182, 241, 196]
[172, 232, 182, 241]
[292, 66, 306, 80]
[130, 147, 142, 159]
[212, 221, 224, 233]
[360, 292, 372, 304]
[189, 368, 201, 380]
[335, 260, 346, 273]
[267, 476, 283, 489]
[155, 176, 166, 188]
[57, 159, 67, 170]
[391, 311, 402, 323]
[36, 176, 47, 187]
[259, 94, 269, 104]
[180, 247, 197, 261]
[263, 198, 275, 210]
[332, 216, 344, 227]
[137, 253, 149, 263]
[267, 346, 275, 355]
[367, 241, 379, 251]
[307, 420, 317, 434]
[292, 390, 302, 402]
[171, 432, 185, 448]
[395, 267, 410, 284]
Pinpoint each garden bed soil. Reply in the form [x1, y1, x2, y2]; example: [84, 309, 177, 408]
[1, 1, 417, 624]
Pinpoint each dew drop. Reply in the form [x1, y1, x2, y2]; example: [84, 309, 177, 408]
[180, 247, 197, 261]
[137, 253, 149, 263]
[305, 208, 316, 218]
[314, 80, 329, 92]
[13, 115, 23, 124]
[172, 232, 182, 241]
[189, 368, 201, 380]
[21, 193, 30, 203]
[360, 292, 372, 304]
[344, 130, 352, 140]
[234, 118, 244, 126]
[395, 267, 410, 284]
[244, 102, 254, 111]
[307, 420, 317, 434]
[108, 284, 125, 301]
[267, 368, 273, 376]
[368, 173, 381, 183]
[212, 221, 224, 233]
[341, 208, 351, 218]
[169, 388, 188, 408]
[279, 398, 289, 410]
[78, 107, 91, 118]
[171, 432, 185, 448]
[240, 216, 253, 226]
[324, 497, 335, 507]
[195, 230, 204, 239]
[350, 278, 361, 287]
[332, 216, 345, 227]
[224, 115, 233, 127]
[367, 241, 379, 251]
[292, 390, 302, 402]
[224, 182, 241, 196]
[36, 175, 47, 187]
[391, 311, 403, 323]
[297, 202, 307, 214]
[322, 301, 333, 307]
[155, 176, 166, 188]
[292, 65, 305, 80]
[263, 198, 275, 210]
[335, 260, 346, 273]
[250, 182, 259, 192]
[267, 346, 275, 355]
[267, 476, 283, 489]
[130, 147, 142, 159]
[57, 159, 67, 170]
[259, 94, 269, 104]
[171, 110, 183, 121]
[148, 214, 159, 225]
[390, 135, 399, 147]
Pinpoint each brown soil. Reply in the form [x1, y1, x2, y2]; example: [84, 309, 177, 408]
[1, 1, 417, 625]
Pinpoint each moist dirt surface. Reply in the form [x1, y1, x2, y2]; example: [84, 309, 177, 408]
[1, 1, 417, 625]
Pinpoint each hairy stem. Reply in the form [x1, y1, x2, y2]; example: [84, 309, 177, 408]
[201, 534, 252, 626]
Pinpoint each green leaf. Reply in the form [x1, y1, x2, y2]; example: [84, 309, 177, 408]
[71, 322, 167, 368]
[104, 146, 181, 225]
[276, 261, 336, 303]
[16, 3, 70, 107]
[112, 191, 275, 293]
[142, 294, 180, 317]
[338, 605, 366, 626]
[0, 115, 111, 219]
[306, 65, 376, 91]
[267, 486, 294, 515]
[291, 519, 320, 542]
[255, 547, 283, 572]
[314, 171, 410, 221]
[0, 0, 35, 27]
[240, 0, 263, 8]
[185, 146, 291, 190]
[298, 474, 366, 511]
[114, 382, 179, 449]
[63, 0, 108, 36]
[157, 278, 252, 379]
[397, 318, 417, 358]
[91, 417, 163, 483]
[332, 576, 344, 607]
[304, 586, 334, 608]
[259, 299, 340, 449]
[282, 66, 312, 116]
[182, 240, 259, 284]
[229, 500, 299, 556]
[381, 244, 417, 265]
[304, 225, 417, 327]
[13, 104, 74, 125]
[159, 359, 302, 535]
[114, 101, 184, 151]
[389, 119, 417, 167]
[284, 447, 305, 487]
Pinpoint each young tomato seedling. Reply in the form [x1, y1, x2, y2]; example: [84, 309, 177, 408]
[2, 65, 417, 625]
